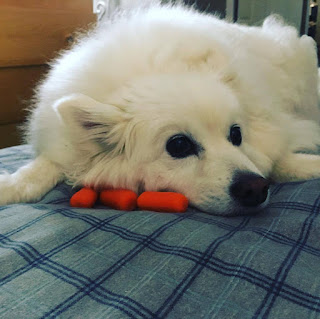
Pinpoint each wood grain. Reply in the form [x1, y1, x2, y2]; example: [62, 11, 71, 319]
[0, 1, 96, 148]
[0, 0, 96, 67]
[0, 122, 23, 149]
[0, 65, 48, 125]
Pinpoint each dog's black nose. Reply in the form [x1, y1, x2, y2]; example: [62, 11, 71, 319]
[230, 172, 270, 207]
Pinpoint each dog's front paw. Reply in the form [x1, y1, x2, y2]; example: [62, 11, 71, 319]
[271, 153, 320, 182]
[0, 172, 18, 205]
[0, 157, 64, 206]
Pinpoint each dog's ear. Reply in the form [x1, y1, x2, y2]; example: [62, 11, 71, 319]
[53, 94, 130, 154]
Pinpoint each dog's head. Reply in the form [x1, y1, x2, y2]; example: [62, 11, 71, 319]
[55, 73, 274, 215]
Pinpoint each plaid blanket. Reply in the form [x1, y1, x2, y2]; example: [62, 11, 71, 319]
[1, 145, 320, 319]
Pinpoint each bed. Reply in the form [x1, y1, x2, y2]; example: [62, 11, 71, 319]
[1, 145, 320, 318]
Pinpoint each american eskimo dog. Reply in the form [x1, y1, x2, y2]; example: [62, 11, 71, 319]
[1, 3, 320, 215]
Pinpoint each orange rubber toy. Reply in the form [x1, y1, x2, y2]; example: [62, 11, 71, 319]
[100, 189, 138, 211]
[70, 188, 188, 213]
[137, 192, 188, 213]
[70, 188, 98, 208]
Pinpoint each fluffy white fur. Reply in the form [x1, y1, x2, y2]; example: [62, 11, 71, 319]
[1, 3, 320, 215]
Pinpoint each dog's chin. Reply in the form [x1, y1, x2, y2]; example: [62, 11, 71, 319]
[228, 204, 267, 217]
[234, 196, 270, 216]
[192, 194, 270, 217]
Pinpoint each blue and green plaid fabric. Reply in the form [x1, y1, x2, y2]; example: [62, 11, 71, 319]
[1, 145, 320, 319]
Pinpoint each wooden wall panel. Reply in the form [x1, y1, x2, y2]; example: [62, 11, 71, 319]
[0, 1, 95, 148]
[0, 123, 22, 149]
[0, 0, 96, 67]
[0, 65, 47, 125]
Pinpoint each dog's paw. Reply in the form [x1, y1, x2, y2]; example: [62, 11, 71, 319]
[271, 153, 320, 182]
[0, 157, 64, 206]
[0, 170, 49, 206]
[0, 172, 19, 205]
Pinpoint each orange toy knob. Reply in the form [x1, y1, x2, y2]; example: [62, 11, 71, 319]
[137, 192, 188, 213]
[100, 189, 138, 211]
[70, 188, 98, 208]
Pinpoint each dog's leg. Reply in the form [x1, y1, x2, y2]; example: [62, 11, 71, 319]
[0, 156, 63, 205]
[270, 153, 320, 182]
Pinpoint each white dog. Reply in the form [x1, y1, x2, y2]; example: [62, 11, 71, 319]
[1, 3, 320, 215]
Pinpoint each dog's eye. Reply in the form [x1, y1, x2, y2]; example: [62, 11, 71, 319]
[166, 135, 198, 158]
[229, 125, 242, 146]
